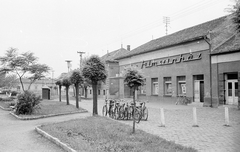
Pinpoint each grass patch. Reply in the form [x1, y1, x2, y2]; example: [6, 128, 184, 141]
[0, 96, 16, 109]
[17, 100, 86, 118]
[0, 101, 15, 108]
[40, 116, 197, 152]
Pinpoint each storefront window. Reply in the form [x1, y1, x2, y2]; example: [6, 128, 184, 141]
[152, 78, 158, 95]
[177, 76, 186, 96]
[164, 77, 172, 96]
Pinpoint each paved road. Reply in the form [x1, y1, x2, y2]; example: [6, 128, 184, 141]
[0, 107, 90, 152]
[1, 97, 240, 152]
[77, 98, 240, 152]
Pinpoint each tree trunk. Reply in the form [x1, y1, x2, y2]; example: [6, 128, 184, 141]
[72, 85, 75, 97]
[84, 86, 88, 98]
[75, 84, 79, 108]
[132, 89, 136, 133]
[66, 86, 69, 105]
[19, 77, 25, 91]
[92, 81, 98, 115]
[59, 85, 62, 102]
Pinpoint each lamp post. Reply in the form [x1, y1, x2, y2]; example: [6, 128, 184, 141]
[65, 60, 72, 72]
[77, 51, 85, 70]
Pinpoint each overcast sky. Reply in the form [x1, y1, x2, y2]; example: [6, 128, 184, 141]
[0, 0, 232, 77]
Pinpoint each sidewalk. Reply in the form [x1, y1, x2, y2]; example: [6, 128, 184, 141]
[76, 98, 240, 152]
[0, 106, 90, 152]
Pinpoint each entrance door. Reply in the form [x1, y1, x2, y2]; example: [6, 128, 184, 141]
[194, 81, 200, 102]
[194, 80, 204, 103]
[226, 80, 238, 105]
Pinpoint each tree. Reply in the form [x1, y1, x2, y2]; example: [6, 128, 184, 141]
[82, 55, 107, 115]
[124, 67, 145, 133]
[70, 69, 83, 108]
[55, 79, 62, 102]
[81, 57, 92, 98]
[62, 76, 72, 105]
[82, 77, 91, 98]
[0, 48, 50, 91]
[230, 0, 240, 33]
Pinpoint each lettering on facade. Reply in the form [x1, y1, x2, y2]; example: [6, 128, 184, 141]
[141, 53, 202, 69]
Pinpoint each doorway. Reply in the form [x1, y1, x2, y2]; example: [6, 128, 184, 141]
[226, 80, 238, 105]
[194, 80, 204, 102]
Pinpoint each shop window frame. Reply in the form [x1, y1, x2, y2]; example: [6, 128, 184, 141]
[151, 78, 158, 95]
[177, 76, 186, 96]
[164, 77, 172, 96]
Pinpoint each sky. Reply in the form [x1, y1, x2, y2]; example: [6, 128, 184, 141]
[0, 0, 234, 78]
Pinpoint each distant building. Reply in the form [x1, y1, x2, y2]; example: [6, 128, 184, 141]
[13, 77, 57, 97]
[87, 46, 130, 98]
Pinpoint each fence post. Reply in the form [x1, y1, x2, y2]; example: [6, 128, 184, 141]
[160, 108, 165, 127]
[192, 107, 199, 127]
[224, 107, 230, 127]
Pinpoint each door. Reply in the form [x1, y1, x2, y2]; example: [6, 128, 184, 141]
[226, 80, 238, 105]
[200, 81, 204, 102]
[194, 80, 200, 102]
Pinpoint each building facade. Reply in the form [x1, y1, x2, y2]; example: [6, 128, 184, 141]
[86, 47, 130, 99]
[13, 78, 58, 98]
[112, 16, 239, 107]
[211, 34, 240, 107]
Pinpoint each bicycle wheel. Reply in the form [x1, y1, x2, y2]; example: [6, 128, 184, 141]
[134, 109, 141, 123]
[102, 105, 107, 116]
[128, 106, 133, 119]
[124, 107, 129, 120]
[114, 107, 119, 119]
[109, 107, 114, 118]
[142, 107, 148, 121]
[118, 106, 125, 120]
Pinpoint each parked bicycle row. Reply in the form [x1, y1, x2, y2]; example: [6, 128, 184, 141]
[102, 98, 148, 123]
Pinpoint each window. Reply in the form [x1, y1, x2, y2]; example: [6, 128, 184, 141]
[177, 76, 186, 95]
[164, 77, 172, 96]
[90, 89, 92, 94]
[103, 90, 106, 95]
[98, 90, 100, 95]
[152, 78, 158, 95]
[139, 79, 146, 95]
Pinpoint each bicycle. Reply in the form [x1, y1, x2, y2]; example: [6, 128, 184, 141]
[102, 99, 115, 118]
[176, 95, 191, 105]
[135, 101, 148, 123]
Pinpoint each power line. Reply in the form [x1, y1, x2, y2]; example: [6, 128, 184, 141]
[97, 0, 225, 50]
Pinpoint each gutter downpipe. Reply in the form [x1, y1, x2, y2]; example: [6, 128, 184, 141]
[204, 31, 213, 107]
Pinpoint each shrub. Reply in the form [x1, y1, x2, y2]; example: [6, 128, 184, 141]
[15, 91, 41, 115]
[11, 91, 19, 96]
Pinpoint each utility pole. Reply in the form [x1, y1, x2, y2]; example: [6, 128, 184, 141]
[77, 51, 85, 70]
[163, 16, 170, 35]
[65, 60, 72, 72]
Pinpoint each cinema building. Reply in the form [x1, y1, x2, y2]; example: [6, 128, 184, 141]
[113, 16, 240, 107]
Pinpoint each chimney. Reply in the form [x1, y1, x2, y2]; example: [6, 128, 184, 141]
[127, 45, 130, 51]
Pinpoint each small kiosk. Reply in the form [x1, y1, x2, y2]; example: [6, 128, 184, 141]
[42, 85, 50, 100]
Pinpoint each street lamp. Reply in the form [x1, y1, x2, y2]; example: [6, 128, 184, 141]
[65, 60, 72, 72]
[77, 51, 85, 70]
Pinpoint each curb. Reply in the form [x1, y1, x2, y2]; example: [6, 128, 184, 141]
[35, 126, 77, 152]
[9, 109, 88, 120]
[0, 105, 12, 111]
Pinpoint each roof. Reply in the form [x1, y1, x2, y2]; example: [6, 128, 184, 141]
[116, 16, 227, 60]
[212, 34, 240, 54]
[101, 48, 129, 62]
